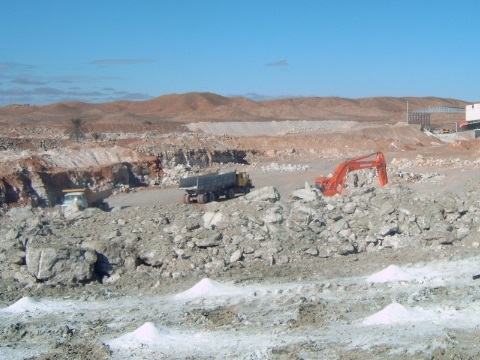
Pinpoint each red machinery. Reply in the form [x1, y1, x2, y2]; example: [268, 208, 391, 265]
[314, 152, 388, 196]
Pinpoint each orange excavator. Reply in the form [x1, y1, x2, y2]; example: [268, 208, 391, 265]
[314, 152, 388, 196]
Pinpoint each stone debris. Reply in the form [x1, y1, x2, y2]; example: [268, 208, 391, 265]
[0, 181, 476, 285]
[291, 181, 320, 202]
[261, 163, 310, 173]
[391, 155, 480, 169]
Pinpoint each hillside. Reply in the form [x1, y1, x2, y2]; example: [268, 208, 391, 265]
[0, 93, 469, 133]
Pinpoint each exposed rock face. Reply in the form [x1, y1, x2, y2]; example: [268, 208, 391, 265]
[156, 148, 246, 168]
[0, 141, 255, 211]
[0, 156, 163, 208]
[0, 137, 62, 152]
[0, 183, 477, 285]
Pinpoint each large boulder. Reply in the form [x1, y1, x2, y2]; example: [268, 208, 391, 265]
[203, 211, 223, 229]
[6, 206, 39, 229]
[244, 186, 281, 203]
[26, 238, 96, 283]
[136, 235, 174, 267]
[291, 182, 320, 202]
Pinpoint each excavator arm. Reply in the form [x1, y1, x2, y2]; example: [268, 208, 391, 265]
[314, 152, 388, 196]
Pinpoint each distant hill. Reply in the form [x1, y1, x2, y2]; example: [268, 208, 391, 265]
[0, 92, 469, 132]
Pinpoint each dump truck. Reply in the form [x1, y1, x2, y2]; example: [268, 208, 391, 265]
[179, 170, 253, 204]
[61, 188, 112, 214]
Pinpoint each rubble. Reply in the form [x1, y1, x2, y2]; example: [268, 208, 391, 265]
[391, 155, 480, 169]
[0, 182, 476, 286]
[261, 162, 310, 173]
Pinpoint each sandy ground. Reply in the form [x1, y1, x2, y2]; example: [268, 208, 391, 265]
[107, 159, 330, 208]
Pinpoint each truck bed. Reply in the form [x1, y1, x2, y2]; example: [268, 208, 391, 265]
[179, 171, 236, 193]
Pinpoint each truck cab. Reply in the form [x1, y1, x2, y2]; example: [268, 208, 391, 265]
[61, 192, 88, 212]
[61, 188, 111, 214]
[235, 171, 253, 189]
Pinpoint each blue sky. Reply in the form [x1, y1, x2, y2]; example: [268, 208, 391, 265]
[1, 1, 478, 106]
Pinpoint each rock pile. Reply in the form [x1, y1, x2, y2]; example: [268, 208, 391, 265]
[0, 183, 477, 285]
[260, 163, 310, 173]
[391, 155, 480, 169]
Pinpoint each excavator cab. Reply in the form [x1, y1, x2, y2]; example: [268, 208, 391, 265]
[314, 177, 330, 192]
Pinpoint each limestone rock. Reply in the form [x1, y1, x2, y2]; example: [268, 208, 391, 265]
[291, 187, 319, 202]
[245, 186, 281, 203]
[230, 249, 243, 263]
[203, 211, 223, 229]
[26, 241, 96, 283]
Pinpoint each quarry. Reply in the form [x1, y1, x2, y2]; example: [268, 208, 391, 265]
[1, 93, 480, 359]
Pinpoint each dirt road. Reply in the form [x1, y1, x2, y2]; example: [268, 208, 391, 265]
[107, 160, 332, 208]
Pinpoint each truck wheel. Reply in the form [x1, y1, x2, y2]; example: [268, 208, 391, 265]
[198, 194, 207, 204]
[244, 187, 250, 194]
[183, 194, 191, 204]
[227, 188, 235, 199]
[209, 192, 218, 202]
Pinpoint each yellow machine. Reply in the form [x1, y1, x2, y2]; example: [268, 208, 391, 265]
[235, 171, 252, 188]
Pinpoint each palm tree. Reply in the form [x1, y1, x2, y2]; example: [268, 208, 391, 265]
[66, 118, 88, 142]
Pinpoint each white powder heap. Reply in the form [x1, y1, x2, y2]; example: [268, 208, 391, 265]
[174, 278, 238, 299]
[366, 265, 413, 283]
[363, 302, 436, 325]
[0, 297, 46, 313]
[106, 322, 175, 350]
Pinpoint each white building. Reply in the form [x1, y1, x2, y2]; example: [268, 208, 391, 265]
[466, 104, 480, 121]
